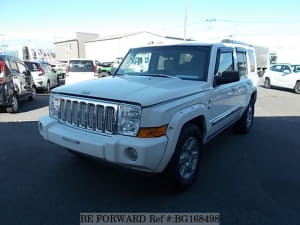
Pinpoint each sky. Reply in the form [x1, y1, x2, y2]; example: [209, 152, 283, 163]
[1, 0, 300, 52]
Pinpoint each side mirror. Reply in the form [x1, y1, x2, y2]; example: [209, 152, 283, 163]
[283, 69, 290, 74]
[215, 71, 240, 85]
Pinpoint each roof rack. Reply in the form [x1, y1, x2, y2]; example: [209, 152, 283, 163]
[221, 39, 253, 47]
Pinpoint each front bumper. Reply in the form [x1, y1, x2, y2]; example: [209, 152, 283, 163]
[38, 116, 168, 172]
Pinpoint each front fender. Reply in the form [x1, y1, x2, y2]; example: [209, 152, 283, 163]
[156, 103, 207, 172]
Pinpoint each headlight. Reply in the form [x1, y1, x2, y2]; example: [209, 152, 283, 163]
[117, 104, 141, 136]
[49, 94, 60, 119]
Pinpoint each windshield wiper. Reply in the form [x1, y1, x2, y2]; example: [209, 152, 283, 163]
[144, 74, 182, 79]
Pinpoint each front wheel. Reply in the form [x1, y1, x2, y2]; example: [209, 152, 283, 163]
[165, 124, 202, 191]
[294, 81, 300, 94]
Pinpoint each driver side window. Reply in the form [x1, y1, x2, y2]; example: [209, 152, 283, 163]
[215, 51, 234, 76]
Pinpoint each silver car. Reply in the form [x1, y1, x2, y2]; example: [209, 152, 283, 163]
[25, 61, 59, 92]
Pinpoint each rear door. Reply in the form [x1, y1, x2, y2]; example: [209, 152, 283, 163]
[235, 48, 251, 104]
[269, 65, 283, 86]
[277, 65, 293, 88]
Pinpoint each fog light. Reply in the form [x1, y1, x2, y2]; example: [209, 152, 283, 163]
[124, 147, 138, 161]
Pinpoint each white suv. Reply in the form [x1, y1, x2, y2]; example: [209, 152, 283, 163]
[39, 42, 257, 190]
[65, 59, 98, 85]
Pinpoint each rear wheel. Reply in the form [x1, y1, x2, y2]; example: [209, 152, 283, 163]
[235, 100, 255, 133]
[264, 78, 271, 89]
[29, 86, 36, 100]
[165, 124, 202, 191]
[6, 94, 19, 113]
[45, 80, 50, 93]
[294, 81, 300, 94]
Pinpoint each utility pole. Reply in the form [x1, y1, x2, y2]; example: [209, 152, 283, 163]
[184, 0, 188, 40]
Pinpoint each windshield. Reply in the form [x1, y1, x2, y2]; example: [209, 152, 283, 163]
[69, 60, 94, 72]
[116, 46, 210, 81]
[25, 62, 39, 72]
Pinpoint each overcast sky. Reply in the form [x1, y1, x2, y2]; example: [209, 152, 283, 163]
[2, 0, 300, 48]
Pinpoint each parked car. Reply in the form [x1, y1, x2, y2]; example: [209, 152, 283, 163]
[95, 60, 113, 77]
[65, 59, 98, 85]
[24, 61, 59, 92]
[263, 63, 300, 94]
[0, 55, 35, 113]
[50, 62, 67, 80]
[291, 64, 300, 73]
[39, 41, 257, 190]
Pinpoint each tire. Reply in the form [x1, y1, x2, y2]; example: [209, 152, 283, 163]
[165, 124, 202, 191]
[294, 81, 300, 94]
[99, 72, 110, 77]
[6, 94, 19, 113]
[235, 100, 255, 134]
[29, 86, 36, 100]
[45, 81, 50, 93]
[264, 78, 271, 89]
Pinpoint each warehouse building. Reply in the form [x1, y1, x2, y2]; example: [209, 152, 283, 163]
[85, 31, 189, 62]
[54, 32, 99, 61]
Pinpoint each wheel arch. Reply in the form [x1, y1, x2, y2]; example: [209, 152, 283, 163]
[251, 90, 257, 104]
[156, 104, 208, 172]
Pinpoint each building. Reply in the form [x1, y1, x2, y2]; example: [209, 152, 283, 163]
[85, 31, 190, 62]
[54, 32, 99, 61]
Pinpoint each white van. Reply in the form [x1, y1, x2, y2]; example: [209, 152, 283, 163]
[65, 59, 97, 85]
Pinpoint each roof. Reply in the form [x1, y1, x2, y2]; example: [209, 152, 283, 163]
[85, 31, 191, 43]
[54, 39, 78, 45]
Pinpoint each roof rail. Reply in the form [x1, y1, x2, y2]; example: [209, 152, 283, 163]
[221, 39, 253, 47]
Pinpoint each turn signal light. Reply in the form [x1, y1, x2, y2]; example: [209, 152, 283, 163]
[137, 125, 168, 138]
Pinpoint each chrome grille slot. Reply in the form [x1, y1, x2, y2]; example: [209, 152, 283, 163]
[79, 102, 87, 128]
[57, 96, 117, 135]
[105, 106, 115, 133]
[87, 103, 95, 130]
[59, 99, 66, 121]
[65, 100, 72, 123]
[71, 101, 79, 125]
[96, 105, 105, 131]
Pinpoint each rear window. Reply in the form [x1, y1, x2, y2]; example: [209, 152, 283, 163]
[25, 62, 39, 71]
[69, 60, 94, 72]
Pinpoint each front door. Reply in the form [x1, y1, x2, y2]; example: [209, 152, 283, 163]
[206, 47, 242, 139]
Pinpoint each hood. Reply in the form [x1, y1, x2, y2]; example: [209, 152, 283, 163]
[53, 75, 209, 107]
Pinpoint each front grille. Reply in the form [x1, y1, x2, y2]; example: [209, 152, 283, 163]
[58, 96, 118, 134]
